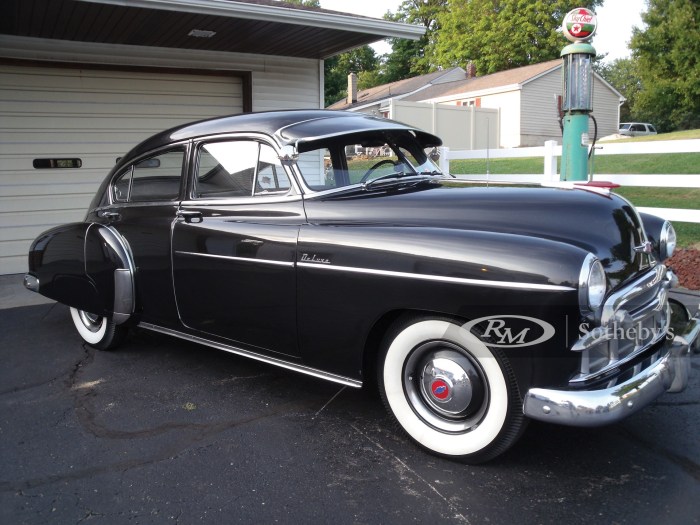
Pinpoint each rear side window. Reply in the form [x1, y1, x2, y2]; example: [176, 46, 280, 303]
[112, 148, 185, 203]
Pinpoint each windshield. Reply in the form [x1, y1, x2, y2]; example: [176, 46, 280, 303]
[295, 131, 441, 192]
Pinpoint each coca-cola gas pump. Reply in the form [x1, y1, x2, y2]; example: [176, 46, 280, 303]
[560, 8, 598, 181]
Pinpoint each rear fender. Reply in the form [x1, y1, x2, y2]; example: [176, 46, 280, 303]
[28, 223, 135, 323]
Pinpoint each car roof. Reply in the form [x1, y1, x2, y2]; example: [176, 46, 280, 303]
[118, 110, 442, 169]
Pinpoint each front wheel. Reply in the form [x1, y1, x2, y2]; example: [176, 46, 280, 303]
[69, 307, 127, 350]
[378, 317, 526, 463]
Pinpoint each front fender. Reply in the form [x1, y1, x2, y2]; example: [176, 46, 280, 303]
[297, 225, 588, 382]
[27, 223, 135, 323]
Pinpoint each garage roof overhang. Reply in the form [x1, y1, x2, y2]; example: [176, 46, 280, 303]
[0, 0, 425, 59]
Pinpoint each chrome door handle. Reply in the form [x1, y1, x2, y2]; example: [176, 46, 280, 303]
[176, 210, 203, 223]
[100, 210, 121, 221]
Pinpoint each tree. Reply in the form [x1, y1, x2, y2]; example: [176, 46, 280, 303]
[594, 58, 641, 123]
[630, 0, 700, 131]
[382, 0, 448, 82]
[431, 0, 602, 75]
[324, 46, 379, 106]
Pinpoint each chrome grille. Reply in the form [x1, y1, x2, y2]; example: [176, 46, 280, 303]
[571, 265, 672, 384]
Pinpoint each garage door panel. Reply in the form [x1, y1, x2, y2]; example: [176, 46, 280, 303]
[0, 156, 118, 173]
[1, 140, 145, 157]
[0, 188, 95, 205]
[0, 255, 28, 274]
[0, 97, 241, 118]
[0, 64, 244, 274]
[1, 209, 88, 228]
[0, 68, 241, 95]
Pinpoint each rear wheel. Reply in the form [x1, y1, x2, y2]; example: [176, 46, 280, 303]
[70, 307, 127, 350]
[378, 317, 526, 463]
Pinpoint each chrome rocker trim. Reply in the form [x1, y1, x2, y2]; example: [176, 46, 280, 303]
[523, 315, 698, 427]
[138, 322, 363, 389]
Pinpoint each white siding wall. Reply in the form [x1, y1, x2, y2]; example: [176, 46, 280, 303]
[0, 36, 321, 274]
[521, 68, 622, 146]
[520, 69, 562, 147]
[479, 91, 520, 148]
[591, 75, 621, 138]
[0, 35, 321, 116]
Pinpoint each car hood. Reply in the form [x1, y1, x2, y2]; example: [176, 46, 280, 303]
[303, 185, 653, 289]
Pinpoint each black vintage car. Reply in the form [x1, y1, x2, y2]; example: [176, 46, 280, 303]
[25, 110, 698, 463]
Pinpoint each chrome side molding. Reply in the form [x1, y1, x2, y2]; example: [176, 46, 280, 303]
[138, 322, 363, 389]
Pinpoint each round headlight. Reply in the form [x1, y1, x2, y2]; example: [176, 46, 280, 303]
[659, 221, 676, 260]
[579, 254, 607, 314]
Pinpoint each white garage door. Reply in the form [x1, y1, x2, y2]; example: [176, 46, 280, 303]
[0, 64, 244, 275]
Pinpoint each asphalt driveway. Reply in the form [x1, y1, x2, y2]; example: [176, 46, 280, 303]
[1, 302, 699, 524]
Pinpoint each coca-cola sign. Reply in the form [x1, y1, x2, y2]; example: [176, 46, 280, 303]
[562, 8, 597, 43]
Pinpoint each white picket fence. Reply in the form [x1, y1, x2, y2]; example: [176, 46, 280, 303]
[438, 139, 700, 223]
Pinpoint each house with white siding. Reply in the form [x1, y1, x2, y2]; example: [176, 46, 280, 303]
[331, 60, 625, 149]
[0, 0, 422, 275]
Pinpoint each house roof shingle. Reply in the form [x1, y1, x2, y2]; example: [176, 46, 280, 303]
[327, 68, 463, 110]
[403, 60, 562, 102]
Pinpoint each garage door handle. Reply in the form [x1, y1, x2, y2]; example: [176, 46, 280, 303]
[176, 210, 203, 223]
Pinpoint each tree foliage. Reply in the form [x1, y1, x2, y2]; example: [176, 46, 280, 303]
[324, 46, 379, 106]
[594, 58, 641, 123]
[382, 0, 447, 83]
[630, 0, 700, 131]
[430, 0, 602, 75]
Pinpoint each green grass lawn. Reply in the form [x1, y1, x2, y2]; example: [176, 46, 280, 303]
[448, 131, 700, 247]
[450, 153, 700, 175]
[614, 187, 700, 248]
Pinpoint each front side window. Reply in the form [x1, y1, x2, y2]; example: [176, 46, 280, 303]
[195, 140, 291, 199]
[111, 149, 185, 203]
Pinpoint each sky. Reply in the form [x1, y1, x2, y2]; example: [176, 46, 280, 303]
[319, 0, 646, 63]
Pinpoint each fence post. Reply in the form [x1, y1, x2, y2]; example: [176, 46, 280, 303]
[439, 146, 450, 176]
[543, 140, 558, 182]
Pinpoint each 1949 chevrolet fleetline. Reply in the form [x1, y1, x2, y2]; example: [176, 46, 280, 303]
[25, 110, 698, 463]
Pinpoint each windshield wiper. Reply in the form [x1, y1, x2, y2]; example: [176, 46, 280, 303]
[362, 171, 442, 190]
[416, 169, 455, 179]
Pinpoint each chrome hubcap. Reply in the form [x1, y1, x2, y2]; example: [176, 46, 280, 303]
[78, 310, 103, 333]
[404, 342, 487, 433]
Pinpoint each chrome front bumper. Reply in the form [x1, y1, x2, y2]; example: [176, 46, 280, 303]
[523, 315, 699, 427]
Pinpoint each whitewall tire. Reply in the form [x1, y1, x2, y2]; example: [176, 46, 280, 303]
[70, 307, 127, 350]
[379, 317, 525, 463]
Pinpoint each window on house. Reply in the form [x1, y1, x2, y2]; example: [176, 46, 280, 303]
[33, 158, 82, 169]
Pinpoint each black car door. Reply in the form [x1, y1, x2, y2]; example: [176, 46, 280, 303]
[171, 137, 304, 358]
[98, 145, 188, 327]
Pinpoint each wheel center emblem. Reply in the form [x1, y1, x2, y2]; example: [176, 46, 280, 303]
[431, 379, 450, 401]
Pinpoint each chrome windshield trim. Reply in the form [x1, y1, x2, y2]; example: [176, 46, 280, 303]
[138, 323, 362, 389]
[297, 262, 574, 292]
[175, 251, 295, 267]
